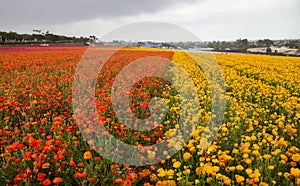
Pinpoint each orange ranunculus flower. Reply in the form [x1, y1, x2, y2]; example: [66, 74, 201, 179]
[196, 167, 202, 175]
[24, 151, 32, 161]
[87, 177, 95, 182]
[123, 179, 132, 186]
[53, 177, 63, 184]
[42, 179, 51, 186]
[156, 181, 163, 186]
[37, 173, 46, 181]
[74, 172, 81, 179]
[14, 174, 24, 183]
[115, 179, 123, 184]
[42, 163, 50, 169]
[74, 171, 88, 178]
[83, 151, 92, 160]
[69, 159, 75, 166]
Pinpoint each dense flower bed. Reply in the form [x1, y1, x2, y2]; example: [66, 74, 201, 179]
[0, 47, 299, 185]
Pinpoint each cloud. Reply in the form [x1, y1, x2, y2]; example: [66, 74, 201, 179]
[0, 0, 196, 26]
[100, 21, 200, 41]
[131, 0, 300, 40]
[1, 0, 299, 40]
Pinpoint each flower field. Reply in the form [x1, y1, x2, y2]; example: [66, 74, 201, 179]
[0, 46, 300, 185]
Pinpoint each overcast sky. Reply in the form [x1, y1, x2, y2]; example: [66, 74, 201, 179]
[1, 0, 299, 41]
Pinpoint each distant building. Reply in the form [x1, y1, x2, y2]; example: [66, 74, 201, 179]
[247, 46, 299, 56]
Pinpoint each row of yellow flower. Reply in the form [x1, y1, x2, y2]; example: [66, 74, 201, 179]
[143, 52, 300, 185]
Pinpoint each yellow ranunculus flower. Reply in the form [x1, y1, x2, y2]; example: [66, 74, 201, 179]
[183, 152, 192, 161]
[173, 161, 181, 169]
[292, 154, 300, 162]
[291, 168, 300, 178]
[263, 154, 272, 160]
[235, 175, 245, 183]
[236, 165, 244, 171]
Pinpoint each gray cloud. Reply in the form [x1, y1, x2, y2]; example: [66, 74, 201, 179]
[0, 0, 196, 26]
[1, 0, 299, 40]
[101, 21, 200, 41]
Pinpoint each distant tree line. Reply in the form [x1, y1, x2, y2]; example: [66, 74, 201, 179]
[1, 30, 299, 51]
[207, 38, 300, 52]
[0, 30, 91, 45]
[207, 39, 273, 52]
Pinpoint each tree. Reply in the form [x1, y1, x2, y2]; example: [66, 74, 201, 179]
[257, 39, 273, 47]
[32, 29, 42, 34]
[89, 35, 97, 44]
